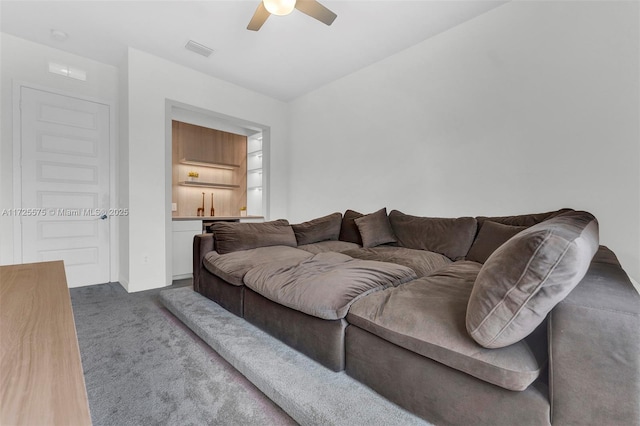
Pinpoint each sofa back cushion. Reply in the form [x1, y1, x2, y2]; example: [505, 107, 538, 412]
[389, 210, 477, 260]
[466, 211, 599, 348]
[475, 208, 573, 236]
[211, 219, 296, 254]
[339, 209, 364, 245]
[292, 212, 342, 246]
[466, 221, 527, 264]
[354, 208, 397, 248]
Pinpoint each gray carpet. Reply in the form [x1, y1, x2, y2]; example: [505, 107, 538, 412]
[70, 282, 296, 426]
[160, 286, 429, 426]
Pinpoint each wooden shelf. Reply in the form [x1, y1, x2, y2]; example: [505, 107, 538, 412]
[179, 181, 240, 189]
[180, 158, 239, 170]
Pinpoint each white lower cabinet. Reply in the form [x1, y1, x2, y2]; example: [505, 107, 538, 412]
[172, 220, 203, 280]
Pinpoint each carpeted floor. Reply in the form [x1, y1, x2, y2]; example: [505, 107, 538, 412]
[160, 286, 428, 426]
[70, 281, 296, 426]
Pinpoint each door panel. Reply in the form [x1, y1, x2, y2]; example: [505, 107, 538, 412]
[20, 87, 110, 287]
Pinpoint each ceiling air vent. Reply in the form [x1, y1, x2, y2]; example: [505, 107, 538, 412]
[185, 40, 214, 57]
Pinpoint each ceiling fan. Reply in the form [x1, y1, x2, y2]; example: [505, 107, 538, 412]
[247, 0, 337, 31]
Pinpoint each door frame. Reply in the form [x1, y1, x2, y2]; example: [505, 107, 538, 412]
[12, 81, 118, 283]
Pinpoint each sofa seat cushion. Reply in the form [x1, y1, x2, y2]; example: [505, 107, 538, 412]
[297, 240, 361, 254]
[342, 246, 452, 278]
[243, 252, 417, 320]
[204, 246, 312, 286]
[347, 261, 546, 391]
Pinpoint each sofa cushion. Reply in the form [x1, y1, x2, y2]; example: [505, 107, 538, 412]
[211, 219, 296, 254]
[297, 240, 361, 254]
[466, 221, 527, 264]
[389, 210, 477, 260]
[347, 262, 546, 391]
[475, 208, 573, 236]
[466, 211, 599, 349]
[354, 208, 397, 248]
[292, 212, 342, 246]
[243, 252, 417, 320]
[203, 246, 312, 286]
[343, 246, 451, 278]
[339, 209, 364, 245]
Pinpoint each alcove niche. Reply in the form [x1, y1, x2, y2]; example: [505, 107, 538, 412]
[167, 102, 267, 218]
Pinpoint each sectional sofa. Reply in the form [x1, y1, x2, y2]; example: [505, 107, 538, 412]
[192, 208, 640, 425]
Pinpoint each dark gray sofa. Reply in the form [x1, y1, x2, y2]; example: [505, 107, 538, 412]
[192, 208, 640, 425]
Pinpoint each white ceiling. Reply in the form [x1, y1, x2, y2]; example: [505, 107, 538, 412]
[0, 0, 506, 101]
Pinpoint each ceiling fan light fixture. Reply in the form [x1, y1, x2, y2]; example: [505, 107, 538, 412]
[263, 0, 296, 16]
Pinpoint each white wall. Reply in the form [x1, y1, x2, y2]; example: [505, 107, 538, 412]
[288, 1, 639, 282]
[118, 52, 130, 290]
[124, 48, 289, 292]
[0, 34, 120, 281]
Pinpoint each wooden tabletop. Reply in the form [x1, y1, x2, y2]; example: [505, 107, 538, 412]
[0, 261, 91, 425]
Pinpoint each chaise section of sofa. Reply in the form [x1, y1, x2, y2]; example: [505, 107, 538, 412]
[243, 251, 417, 371]
[193, 233, 247, 316]
[346, 260, 553, 424]
[193, 219, 310, 316]
[347, 261, 547, 392]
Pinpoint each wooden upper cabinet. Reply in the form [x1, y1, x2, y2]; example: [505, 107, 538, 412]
[176, 121, 203, 161]
[176, 121, 243, 167]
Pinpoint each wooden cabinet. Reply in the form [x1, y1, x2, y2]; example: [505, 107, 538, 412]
[0, 261, 91, 425]
[172, 121, 247, 217]
[176, 121, 243, 168]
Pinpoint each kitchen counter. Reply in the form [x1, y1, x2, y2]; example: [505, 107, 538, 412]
[172, 216, 264, 221]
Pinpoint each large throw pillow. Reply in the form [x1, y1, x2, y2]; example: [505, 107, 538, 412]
[389, 210, 477, 260]
[466, 211, 599, 348]
[212, 219, 296, 254]
[354, 208, 397, 248]
[292, 212, 342, 246]
[466, 221, 527, 264]
[339, 209, 364, 245]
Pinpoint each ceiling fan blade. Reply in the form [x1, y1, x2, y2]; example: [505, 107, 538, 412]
[247, 2, 271, 31]
[294, 0, 337, 26]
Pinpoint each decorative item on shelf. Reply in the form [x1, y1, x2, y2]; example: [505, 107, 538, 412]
[240, 206, 247, 217]
[210, 193, 215, 217]
[197, 192, 205, 216]
[188, 171, 199, 182]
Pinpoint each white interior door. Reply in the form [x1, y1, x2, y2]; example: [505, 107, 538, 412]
[19, 86, 110, 287]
